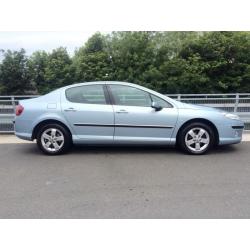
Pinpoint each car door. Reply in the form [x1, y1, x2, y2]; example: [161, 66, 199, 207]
[61, 83, 114, 143]
[108, 84, 178, 144]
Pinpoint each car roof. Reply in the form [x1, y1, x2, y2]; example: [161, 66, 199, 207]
[59, 81, 178, 107]
[61, 81, 158, 96]
[62, 81, 138, 88]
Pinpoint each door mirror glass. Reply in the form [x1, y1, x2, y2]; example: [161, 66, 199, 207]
[151, 101, 162, 111]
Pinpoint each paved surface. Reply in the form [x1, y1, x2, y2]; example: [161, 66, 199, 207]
[0, 134, 33, 143]
[0, 142, 250, 218]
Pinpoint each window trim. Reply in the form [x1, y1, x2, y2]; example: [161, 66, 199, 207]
[107, 84, 173, 108]
[65, 84, 111, 105]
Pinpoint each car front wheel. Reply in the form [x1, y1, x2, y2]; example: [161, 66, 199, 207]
[37, 123, 72, 155]
[178, 122, 215, 155]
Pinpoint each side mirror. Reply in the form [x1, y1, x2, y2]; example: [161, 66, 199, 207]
[151, 101, 162, 111]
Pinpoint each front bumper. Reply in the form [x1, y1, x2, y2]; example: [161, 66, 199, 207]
[218, 121, 244, 145]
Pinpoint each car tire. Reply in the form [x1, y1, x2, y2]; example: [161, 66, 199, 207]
[178, 122, 215, 155]
[37, 123, 72, 155]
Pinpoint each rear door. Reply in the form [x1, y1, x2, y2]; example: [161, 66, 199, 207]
[108, 84, 178, 144]
[61, 83, 114, 143]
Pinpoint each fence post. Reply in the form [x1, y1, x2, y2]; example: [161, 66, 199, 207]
[11, 96, 15, 113]
[234, 93, 239, 113]
[177, 94, 181, 101]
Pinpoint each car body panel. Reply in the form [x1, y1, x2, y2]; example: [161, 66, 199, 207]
[15, 81, 244, 147]
[60, 83, 114, 143]
[112, 104, 178, 144]
[170, 106, 244, 145]
[15, 90, 65, 140]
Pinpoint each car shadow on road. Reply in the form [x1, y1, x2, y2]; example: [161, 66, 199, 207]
[72, 144, 239, 155]
[19, 143, 240, 156]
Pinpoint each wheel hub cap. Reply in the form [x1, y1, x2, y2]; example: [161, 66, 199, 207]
[41, 128, 64, 152]
[185, 127, 210, 153]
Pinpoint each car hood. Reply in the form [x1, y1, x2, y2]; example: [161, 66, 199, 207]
[173, 100, 221, 112]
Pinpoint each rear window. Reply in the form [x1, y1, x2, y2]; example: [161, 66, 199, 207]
[65, 85, 107, 104]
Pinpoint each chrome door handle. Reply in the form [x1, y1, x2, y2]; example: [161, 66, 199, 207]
[116, 109, 128, 114]
[64, 107, 77, 112]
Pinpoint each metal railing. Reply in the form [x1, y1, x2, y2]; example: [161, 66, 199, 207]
[0, 94, 250, 133]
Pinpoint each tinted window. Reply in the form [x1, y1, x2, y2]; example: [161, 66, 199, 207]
[151, 94, 172, 108]
[109, 85, 151, 107]
[66, 85, 107, 104]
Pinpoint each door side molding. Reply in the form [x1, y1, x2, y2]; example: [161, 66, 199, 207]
[74, 123, 173, 129]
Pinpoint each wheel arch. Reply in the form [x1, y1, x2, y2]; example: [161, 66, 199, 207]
[32, 119, 72, 140]
[176, 118, 219, 146]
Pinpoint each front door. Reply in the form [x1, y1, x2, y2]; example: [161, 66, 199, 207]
[108, 84, 178, 144]
[61, 83, 114, 143]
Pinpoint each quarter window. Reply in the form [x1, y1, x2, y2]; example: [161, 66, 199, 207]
[66, 85, 107, 104]
[151, 94, 172, 108]
[109, 85, 152, 107]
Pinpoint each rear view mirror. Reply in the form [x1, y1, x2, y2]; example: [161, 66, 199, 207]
[151, 101, 162, 111]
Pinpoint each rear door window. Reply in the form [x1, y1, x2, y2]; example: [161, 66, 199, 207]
[66, 84, 107, 104]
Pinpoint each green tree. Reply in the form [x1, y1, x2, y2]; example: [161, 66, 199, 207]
[179, 31, 250, 93]
[0, 32, 250, 95]
[158, 55, 210, 93]
[43, 47, 75, 93]
[148, 32, 201, 92]
[106, 31, 157, 84]
[28, 50, 48, 94]
[0, 49, 33, 94]
[73, 32, 112, 82]
[0, 82, 5, 94]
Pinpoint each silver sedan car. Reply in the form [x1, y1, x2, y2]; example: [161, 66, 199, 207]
[15, 81, 244, 155]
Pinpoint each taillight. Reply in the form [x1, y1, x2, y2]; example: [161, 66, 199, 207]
[15, 104, 24, 116]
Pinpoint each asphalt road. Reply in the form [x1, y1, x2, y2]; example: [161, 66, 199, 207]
[0, 142, 250, 218]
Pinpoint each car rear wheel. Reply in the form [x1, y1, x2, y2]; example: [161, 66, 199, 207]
[37, 123, 72, 155]
[178, 122, 215, 155]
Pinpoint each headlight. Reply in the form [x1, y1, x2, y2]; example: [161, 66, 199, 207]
[222, 112, 240, 120]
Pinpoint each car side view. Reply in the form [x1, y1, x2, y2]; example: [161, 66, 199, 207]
[14, 81, 244, 155]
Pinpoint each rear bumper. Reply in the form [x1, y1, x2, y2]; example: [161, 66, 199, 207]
[15, 132, 32, 141]
[14, 117, 33, 141]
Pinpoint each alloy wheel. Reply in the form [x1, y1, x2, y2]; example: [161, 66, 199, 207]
[184, 127, 210, 153]
[41, 128, 65, 152]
